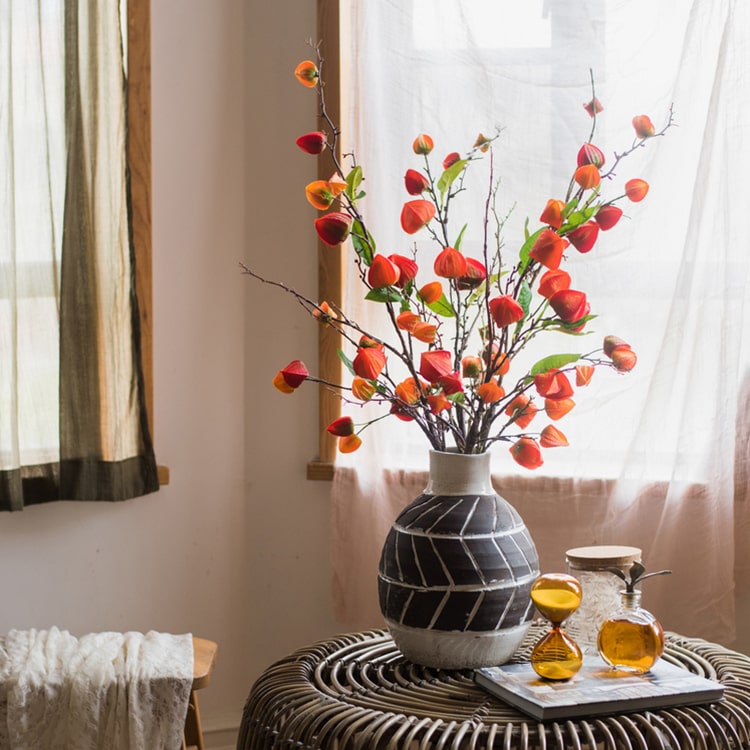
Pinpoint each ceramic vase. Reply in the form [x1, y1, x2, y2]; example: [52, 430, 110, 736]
[377, 450, 540, 669]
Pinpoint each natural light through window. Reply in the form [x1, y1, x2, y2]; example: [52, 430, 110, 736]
[412, 0, 551, 50]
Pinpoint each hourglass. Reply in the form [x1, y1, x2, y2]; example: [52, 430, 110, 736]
[530, 573, 584, 681]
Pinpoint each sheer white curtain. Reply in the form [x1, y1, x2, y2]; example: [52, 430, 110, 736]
[331, 0, 750, 647]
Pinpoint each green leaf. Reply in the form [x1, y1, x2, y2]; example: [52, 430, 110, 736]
[517, 226, 544, 273]
[447, 391, 465, 404]
[337, 349, 355, 376]
[530, 353, 582, 375]
[399, 294, 413, 313]
[561, 198, 580, 220]
[427, 293, 456, 318]
[563, 205, 597, 230]
[351, 219, 374, 265]
[517, 282, 532, 318]
[365, 287, 403, 303]
[345, 166, 363, 201]
[545, 313, 598, 335]
[512, 282, 533, 335]
[437, 159, 467, 196]
[454, 223, 468, 251]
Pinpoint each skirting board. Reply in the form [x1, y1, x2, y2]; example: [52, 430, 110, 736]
[203, 712, 240, 750]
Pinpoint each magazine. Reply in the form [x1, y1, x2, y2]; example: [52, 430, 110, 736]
[474, 656, 724, 721]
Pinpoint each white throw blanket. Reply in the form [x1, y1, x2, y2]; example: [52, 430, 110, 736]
[0, 628, 194, 750]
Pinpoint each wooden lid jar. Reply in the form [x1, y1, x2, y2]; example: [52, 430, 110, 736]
[564, 545, 642, 649]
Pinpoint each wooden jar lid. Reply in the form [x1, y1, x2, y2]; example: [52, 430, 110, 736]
[565, 544, 642, 569]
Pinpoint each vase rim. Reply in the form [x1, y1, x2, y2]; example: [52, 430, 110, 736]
[429, 449, 489, 457]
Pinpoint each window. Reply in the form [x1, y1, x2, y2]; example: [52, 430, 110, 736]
[326, 0, 750, 648]
[315, 0, 749, 483]
[0, 0, 162, 510]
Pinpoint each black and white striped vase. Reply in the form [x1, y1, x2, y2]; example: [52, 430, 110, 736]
[377, 450, 540, 669]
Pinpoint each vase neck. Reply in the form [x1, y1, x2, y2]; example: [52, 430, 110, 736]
[425, 451, 494, 496]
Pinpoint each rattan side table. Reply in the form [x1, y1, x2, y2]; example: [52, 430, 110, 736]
[237, 626, 750, 749]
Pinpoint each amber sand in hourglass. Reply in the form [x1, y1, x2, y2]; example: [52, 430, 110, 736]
[530, 573, 584, 681]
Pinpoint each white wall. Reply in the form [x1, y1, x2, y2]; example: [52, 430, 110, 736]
[0, 1, 340, 746]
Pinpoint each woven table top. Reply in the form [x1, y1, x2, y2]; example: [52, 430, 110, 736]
[237, 625, 750, 749]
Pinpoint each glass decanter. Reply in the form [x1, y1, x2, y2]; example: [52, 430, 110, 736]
[530, 573, 583, 681]
[597, 563, 671, 674]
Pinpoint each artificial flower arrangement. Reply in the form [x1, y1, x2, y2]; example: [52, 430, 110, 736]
[243, 49, 672, 469]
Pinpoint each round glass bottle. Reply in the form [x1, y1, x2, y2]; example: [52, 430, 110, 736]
[565, 545, 641, 651]
[597, 589, 665, 673]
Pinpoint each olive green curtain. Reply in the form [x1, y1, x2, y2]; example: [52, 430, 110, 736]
[0, 0, 158, 511]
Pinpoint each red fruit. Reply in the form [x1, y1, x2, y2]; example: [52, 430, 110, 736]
[489, 295, 524, 327]
[279, 360, 309, 389]
[577, 143, 606, 168]
[545, 397, 575, 421]
[419, 350, 453, 383]
[326, 416, 354, 436]
[603, 335, 630, 357]
[625, 179, 649, 203]
[294, 60, 319, 87]
[305, 180, 336, 211]
[505, 394, 538, 429]
[461, 356, 482, 379]
[540, 199, 565, 229]
[353, 347, 386, 380]
[443, 152, 461, 169]
[412, 133, 434, 155]
[389, 254, 419, 286]
[418, 281, 443, 304]
[456, 257, 487, 290]
[477, 380, 504, 404]
[510, 437, 543, 469]
[529, 229, 566, 270]
[367, 255, 401, 288]
[594, 204, 623, 231]
[611, 348, 638, 371]
[574, 164, 601, 190]
[314, 212, 352, 246]
[295, 131, 326, 155]
[583, 97, 604, 117]
[338, 434, 362, 453]
[575, 365, 594, 386]
[400, 199, 436, 234]
[538, 269, 571, 300]
[534, 370, 574, 401]
[540, 425, 569, 448]
[434, 246, 468, 278]
[632, 115, 656, 139]
[550, 289, 590, 323]
[404, 169, 429, 195]
[567, 221, 600, 254]
[437, 371, 464, 395]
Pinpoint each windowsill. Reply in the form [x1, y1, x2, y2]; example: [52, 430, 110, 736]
[157, 465, 171, 485]
[307, 461, 335, 481]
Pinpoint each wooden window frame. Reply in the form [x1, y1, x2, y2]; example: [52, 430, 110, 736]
[128, 0, 169, 485]
[307, 0, 344, 481]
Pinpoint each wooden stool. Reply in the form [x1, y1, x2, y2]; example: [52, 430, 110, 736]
[183, 637, 218, 750]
